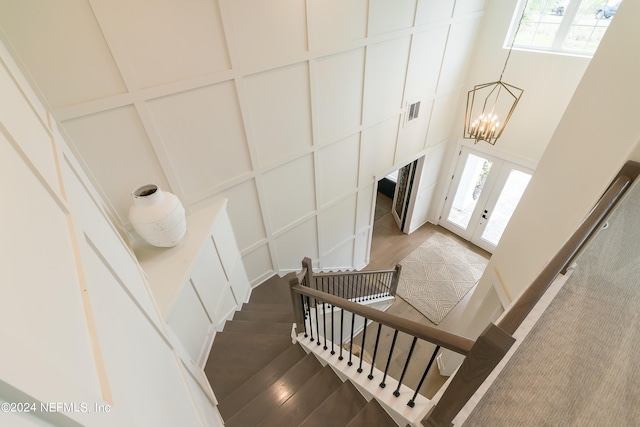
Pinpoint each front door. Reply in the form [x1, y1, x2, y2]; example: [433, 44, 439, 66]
[440, 147, 532, 253]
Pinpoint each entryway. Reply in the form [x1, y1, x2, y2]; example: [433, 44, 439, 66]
[440, 146, 532, 253]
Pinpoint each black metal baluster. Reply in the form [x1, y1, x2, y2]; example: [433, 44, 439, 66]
[394, 337, 417, 397]
[314, 298, 320, 346]
[358, 319, 368, 373]
[307, 296, 314, 342]
[300, 294, 308, 338]
[339, 309, 345, 361]
[408, 345, 441, 408]
[372, 273, 376, 298]
[364, 274, 369, 300]
[348, 312, 356, 366]
[368, 324, 382, 380]
[322, 301, 327, 350]
[380, 330, 399, 388]
[330, 302, 335, 355]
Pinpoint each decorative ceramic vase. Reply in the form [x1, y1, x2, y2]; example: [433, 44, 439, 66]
[128, 184, 187, 247]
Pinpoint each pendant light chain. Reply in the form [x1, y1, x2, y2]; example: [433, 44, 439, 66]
[464, 0, 527, 145]
[500, 0, 530, 81]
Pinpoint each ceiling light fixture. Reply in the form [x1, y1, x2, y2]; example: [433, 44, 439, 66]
[463, 0, 527, 145]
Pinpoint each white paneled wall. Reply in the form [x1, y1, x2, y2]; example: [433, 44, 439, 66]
[0, 0, 486, 280]
[0, 38, 215, 426]
[314, 49, 365, 145]
[243, 63, 313, 169]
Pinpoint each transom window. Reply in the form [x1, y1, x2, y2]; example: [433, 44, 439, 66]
[509, 0, 622, 56]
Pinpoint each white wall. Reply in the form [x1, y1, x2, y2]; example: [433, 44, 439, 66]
[453, 0, 640, 339]
[454, 0, 591, 164]
[0, 39, 218, 426]
[0, 0, 487, 282]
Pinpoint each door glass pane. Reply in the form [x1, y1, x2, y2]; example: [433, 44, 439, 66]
[447, 154, 492, 230]
[481, 169, 532, 246]
[394, 164, 411, 218]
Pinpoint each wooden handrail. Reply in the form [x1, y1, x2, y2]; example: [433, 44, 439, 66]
[290, 284, 475, 355]
[424, 160, 640, 426]
[497, 173, 633, 335]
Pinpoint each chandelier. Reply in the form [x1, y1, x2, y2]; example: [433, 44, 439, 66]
[464, 0, 527, 145]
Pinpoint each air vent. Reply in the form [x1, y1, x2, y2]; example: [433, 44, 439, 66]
[408, 101, 420, 121]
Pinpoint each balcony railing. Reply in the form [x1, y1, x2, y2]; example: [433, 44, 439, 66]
[289, 265, 474, 410]
[299, 257, 401, 302]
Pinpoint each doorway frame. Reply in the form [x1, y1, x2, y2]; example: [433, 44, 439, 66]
[436, 139, 537, 250]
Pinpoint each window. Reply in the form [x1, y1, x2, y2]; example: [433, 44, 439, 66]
[510, 0, 622, 56]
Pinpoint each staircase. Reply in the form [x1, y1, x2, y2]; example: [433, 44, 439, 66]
[205, 275, 398, 426]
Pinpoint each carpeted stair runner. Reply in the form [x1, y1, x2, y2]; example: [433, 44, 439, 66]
[463, 180, 640, 426]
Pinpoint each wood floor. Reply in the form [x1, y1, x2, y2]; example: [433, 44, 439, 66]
[357, 192, 490, 398]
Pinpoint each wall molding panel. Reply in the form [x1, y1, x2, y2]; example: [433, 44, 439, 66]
[0, 0, 487, 276]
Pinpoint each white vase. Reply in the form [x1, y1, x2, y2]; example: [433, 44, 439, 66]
[128, 184, 187, 247]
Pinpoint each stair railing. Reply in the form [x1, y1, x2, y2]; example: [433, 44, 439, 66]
[288, 272, 474, 408]
[288, 162, 640, 426]
[299, 257, 402, 302]
[423, 162, 640, 426]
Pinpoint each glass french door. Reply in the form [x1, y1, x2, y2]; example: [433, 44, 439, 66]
[440, 147, 532, 253]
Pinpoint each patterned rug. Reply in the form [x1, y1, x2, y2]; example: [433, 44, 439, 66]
[396, 232, 488, 325]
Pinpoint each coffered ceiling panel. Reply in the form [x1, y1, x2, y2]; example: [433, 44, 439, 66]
[224, 0, 308, 69]
[362, 37, 411, 124]
[0, 0, 126, 109]
[243, 62, 312, 169]
[62, 106, 171, 224]
[90, 0, 230, 89]
[146, 81, 252, 202]
[437, 17, 483, 94]
[415, 0, 455, 24]
[359, 116, 400, 185]
[317, 134, 360, 207]
[307, 0, 367, 51]
[369, 0, 416, 36]
[315, 48, 365, 146]
[262, 154, 316, 233]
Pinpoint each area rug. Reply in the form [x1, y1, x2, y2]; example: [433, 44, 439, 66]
[396, 232, 488, 325]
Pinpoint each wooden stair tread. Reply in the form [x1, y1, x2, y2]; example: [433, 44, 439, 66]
[257, 366, 343, 427]
[204, 332, 293, 401]
[299, 380, 367, 427]
[241, 302, 292, 313]
[346, 399, 398, 427]
[248, 274, 291, 305]
[232, 309, 294, 323]
[224, 353, 324, 427]
[223, 319, 293, 336]
[217, 344, 307, 420]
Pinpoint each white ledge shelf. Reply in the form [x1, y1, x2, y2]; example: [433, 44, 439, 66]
[132, 198, 228, 317]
